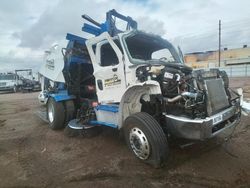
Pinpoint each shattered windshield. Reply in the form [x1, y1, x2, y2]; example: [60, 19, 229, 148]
[123, 31, 183, 64]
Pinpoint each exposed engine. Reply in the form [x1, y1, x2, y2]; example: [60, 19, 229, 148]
[136, 63, 232, 119]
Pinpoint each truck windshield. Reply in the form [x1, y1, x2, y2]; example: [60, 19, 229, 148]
[123, 31, 183, 65]
[0, 74, 15, 80]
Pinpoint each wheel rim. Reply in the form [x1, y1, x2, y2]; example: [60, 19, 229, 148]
[129, 127, 150, 160]
[48, 102, 54, 123]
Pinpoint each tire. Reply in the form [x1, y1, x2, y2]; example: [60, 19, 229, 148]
[64, 100, 75, 126]
[47, 98, 65, 130]
[123, 112, 169, 168]
[13, 85, 17, 93]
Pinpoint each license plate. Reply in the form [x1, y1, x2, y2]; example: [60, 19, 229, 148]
[213, 115, 223, 125]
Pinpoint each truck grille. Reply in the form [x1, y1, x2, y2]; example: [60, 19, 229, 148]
[205, 78, 229, 116]
[0, 82, 6, 86]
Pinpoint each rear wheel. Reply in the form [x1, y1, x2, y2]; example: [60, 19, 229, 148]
[123, 112, 169, 168]
[64, 100, 75, 125]
[47, 98, 65, 130]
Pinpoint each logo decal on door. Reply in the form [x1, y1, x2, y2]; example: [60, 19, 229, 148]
[104, 74, 121, 87]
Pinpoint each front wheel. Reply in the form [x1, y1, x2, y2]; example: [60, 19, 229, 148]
[13, 85, 17, 93]
[123, 112, 169, 168]
[47, 98, 65, 130]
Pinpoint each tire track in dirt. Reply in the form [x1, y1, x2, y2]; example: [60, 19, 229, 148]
[62, 135, 250, 187]
[64, 152, 230, 187]
[0, 119, 6, 127]
[0, 106, 30, 116]
[17, 133, 55, 187]
[65, 169, 231, 188]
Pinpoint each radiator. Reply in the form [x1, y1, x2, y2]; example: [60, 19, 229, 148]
[205, 78, 229, 116]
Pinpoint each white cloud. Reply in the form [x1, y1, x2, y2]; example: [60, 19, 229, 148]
[0, 0, 250, 72]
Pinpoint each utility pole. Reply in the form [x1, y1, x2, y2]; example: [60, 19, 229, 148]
[218, 20, 221, 67]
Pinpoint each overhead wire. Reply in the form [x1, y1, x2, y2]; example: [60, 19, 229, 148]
[174, 18, 250, 39]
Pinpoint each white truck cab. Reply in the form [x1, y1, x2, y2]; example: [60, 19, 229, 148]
[0, 73, 22, 92]
[76, 30, 240, 166]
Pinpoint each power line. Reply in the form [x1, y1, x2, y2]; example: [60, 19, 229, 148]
[172, 18, 250, 39]
[219, 20, 221, 67]
[175, 19, 250, 53]
[222, 18, 250, 25]
[174, 28, 250, 40]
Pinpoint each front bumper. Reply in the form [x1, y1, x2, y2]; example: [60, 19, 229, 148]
[165, 104, 241, 140]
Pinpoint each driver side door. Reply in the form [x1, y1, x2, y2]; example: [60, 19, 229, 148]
[86, 32, 126, 103]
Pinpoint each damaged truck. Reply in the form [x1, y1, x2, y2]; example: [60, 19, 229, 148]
[38, 9, 241, 167]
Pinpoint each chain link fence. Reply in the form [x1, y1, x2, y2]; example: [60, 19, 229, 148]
[219, 64, 250, 77]
[195, 64, 250, 77]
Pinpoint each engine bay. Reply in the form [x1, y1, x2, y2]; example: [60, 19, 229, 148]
[136, 63, 235, 119]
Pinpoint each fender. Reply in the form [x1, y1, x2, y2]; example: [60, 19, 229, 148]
[118, 80, 161, 129]
[48, 90, 76, 103]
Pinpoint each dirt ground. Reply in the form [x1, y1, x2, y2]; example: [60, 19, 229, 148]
[0, 79, 250, 188]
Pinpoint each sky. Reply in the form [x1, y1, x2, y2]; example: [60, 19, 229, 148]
[0, 0, 250, 72]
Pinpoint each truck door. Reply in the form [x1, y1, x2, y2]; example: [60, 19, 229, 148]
[86, 32, 126, 103]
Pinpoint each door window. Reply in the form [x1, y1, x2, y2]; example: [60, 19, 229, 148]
[100, 42, 119, 67]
